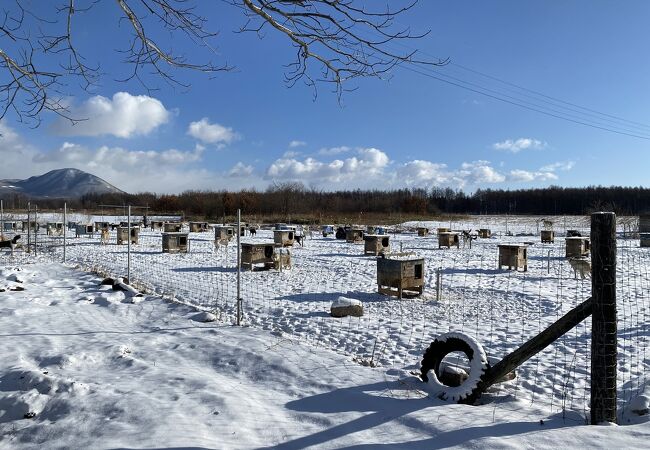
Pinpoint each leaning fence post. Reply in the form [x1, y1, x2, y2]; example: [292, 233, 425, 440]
[590, 212, 617, 424]
[436, 267, 442, 302]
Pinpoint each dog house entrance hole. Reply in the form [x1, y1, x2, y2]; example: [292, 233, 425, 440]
[415, 263, 423, 279]
[264, 245, 273, 258]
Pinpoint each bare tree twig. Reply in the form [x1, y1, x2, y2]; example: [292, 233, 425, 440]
[0, 0, 439, 126]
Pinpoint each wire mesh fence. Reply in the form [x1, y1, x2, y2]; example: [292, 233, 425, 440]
[1, 209, 648, 423]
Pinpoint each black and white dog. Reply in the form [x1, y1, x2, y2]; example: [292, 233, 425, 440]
[0, 235, 21, 255]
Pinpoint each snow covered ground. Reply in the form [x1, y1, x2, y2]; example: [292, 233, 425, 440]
[1, 261, 650, 449]
[1, 214, 649, 447]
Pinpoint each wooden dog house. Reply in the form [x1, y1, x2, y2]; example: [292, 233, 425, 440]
[641, 234, 650, 248]
[478, 229, 491, 238]
[215, 226, 235, 242]
[46, 222, 64, 236]
[75, 224, 94, 237]
[377, 256, 425, 299]
[364, 235, 390, 256]
[3, 221, 16, 232]
[366, 225, 386, 235]
[345, 228, 364, 243]
[241, 243, 290, 271]
[116, 226, 139, 245]
[541, 230, 555, 243]
[164, 222, 182, 233]
[565, 237, 590, 258]
[498, 244, 528, 271]
[189, 221, 209, 232]
[150, 221, 164, 231]
[640, 215, 650, 247]
[273, 229, 295, 247]
[438, 232, 460, 249]
[417, 227, 430, 237]
[94, 221, 110, 232]
[23, 220, 39, 231]
[162, 232, 189, 253]
[437, 227, 451, 234]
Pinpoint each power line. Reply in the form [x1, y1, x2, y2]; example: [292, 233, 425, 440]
[398, 63, 650, 141]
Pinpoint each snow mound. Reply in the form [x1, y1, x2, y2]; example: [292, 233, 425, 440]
[330, 297, 363, 317]
[331, 297, 362, 308]
[192, 311, 217, 322]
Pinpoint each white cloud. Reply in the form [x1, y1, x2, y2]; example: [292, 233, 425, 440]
[318, 146, 351, 156]
[288, 140, 306, 148]
[26, 142, 211, 193]
[457, 160, 506, 185]
[51, 92, 170, 138]
[493, 138, 546, 153]
[228, 162, 254, 177]
[397, 160, 451, 185]
[0, 122, 270, 193]
[33, 142, 204, 167]
[0, 123, 576, 193]
[187, 118, 237, 145]
[540, 161, 575, 172]
[283, 150, 302, 158]
[508, 169, 558, 182]
[266, 148, 389, 183]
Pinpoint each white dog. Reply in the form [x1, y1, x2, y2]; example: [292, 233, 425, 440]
[569, 258, 591, 279]
[214, 238, 229, 255]
[100, 229, 110, 245]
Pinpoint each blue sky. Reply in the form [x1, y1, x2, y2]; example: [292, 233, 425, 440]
[1, 1, 649, 194]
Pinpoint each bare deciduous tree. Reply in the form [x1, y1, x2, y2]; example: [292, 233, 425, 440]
[0, 0, 444, 126]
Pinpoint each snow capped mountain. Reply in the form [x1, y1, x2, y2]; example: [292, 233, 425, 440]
[0, 168, 125, 198]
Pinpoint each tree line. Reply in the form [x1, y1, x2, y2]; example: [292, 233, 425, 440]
[2, 184, 649, 221]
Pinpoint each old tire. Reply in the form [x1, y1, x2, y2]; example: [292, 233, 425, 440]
[420, 332, 489, 403]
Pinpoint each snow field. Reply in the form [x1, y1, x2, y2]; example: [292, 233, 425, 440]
[4, 215, 650, 424]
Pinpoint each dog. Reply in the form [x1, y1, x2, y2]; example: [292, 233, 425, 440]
[0, 235, 21, 255]
[294, 234, 304, 247]
[214, 238, 230, 256]
[100, 229, 110, 245]
[568, 258, 591, 279]
[249, 227, 257, 237]
[461, 230, 477, 248]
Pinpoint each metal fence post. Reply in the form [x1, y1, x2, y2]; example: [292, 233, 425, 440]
[34, 205, 38, 255]
[236, 208, 242, 326]
[27, 202, 31, 253]
[63, 202, 67, 262]
[591, 212, 617, 424]
[127, 205, 131, 283]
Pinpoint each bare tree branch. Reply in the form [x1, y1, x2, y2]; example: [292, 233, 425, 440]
[234, 0, 447, 98]
[0, 0, 439, 126]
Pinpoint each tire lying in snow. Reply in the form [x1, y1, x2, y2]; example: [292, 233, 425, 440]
[420, 332, 489, 403]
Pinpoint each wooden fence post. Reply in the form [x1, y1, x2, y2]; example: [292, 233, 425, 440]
[591, 212, 617, 424]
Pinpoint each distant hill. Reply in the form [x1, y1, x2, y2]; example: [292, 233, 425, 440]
[0, 168, 125, 198]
